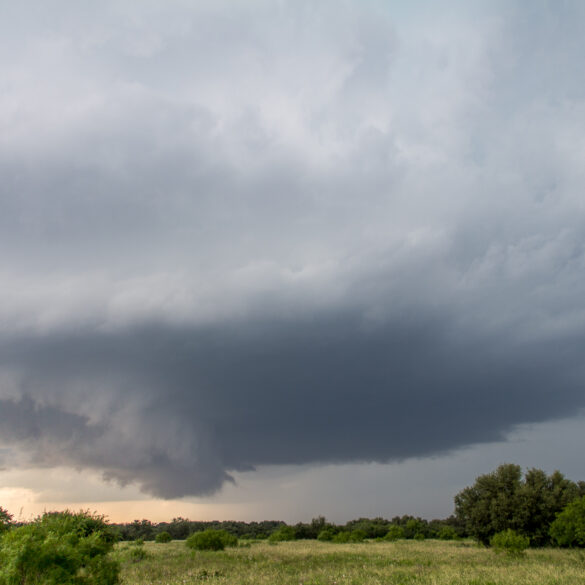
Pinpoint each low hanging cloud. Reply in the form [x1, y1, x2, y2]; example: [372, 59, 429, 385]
[1, 1, 585, 498]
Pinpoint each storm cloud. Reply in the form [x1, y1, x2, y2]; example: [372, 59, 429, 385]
[1, 0, 585, 498]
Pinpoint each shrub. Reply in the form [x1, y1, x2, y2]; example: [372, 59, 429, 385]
[549, 495, 585, 547]
[438, 526, 458, 540]
[0, 510, 120, 585]
[384, 525, 405, 541]
[155, 531, 172, 543]
[317, 528, 336, 542]
[349, 529, 367, 542]
[219, 531, 238, 548]
[268, 526, 296, 542]
[404, 518, 427, 539]
[332, 531, 351, 543]
[332, 530, 365, 543]
[186, 529, 237, 551]
[490, 529, 530, 557]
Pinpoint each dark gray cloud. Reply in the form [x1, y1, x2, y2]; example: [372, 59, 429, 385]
[1, 296, 584, 498]
[1, 1, 585, 498]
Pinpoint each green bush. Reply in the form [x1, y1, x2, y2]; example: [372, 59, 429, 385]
[549, 495, 585, 547]
[490, 529, 530, 557]
[349, 529, 367, 542]
[219, 531, 238, 548]
[437, 526, 458, 540]
[155, 531, 172, 543]
[332, 531, 351, 543]
[268, 526, 296, 542]
[317, 528, 336, 542]
[186, 529, 237, 551]
[331, 530, 365, 543]
[383, 525, 405, 541]
[0, 510, 120, 585]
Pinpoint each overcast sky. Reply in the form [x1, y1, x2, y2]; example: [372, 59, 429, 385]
[1, 0, 585, 523]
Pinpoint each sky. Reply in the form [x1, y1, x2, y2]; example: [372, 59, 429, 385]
[1, 0, 585, 524]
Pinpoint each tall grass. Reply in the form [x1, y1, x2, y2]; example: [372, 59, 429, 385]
[118, 539, 585, 585]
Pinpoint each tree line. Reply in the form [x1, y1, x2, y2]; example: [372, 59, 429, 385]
[1, 462, 585, 584]
[107, 464, 585, 548]
[110, 514, 464, 543]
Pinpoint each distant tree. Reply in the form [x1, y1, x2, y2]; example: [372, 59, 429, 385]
[549, 496, 585, 547]
[268, 525, 296, 542]
[383, 525, 405, 541]
[403, 518, 428, 539]
[317, 528, 337, 541]
[437, 526, 458, 540]
[427, 516, 464, 539]
[332, 531, 351, 543]
[0, 507, 12, 533]
[345, 517, 390, 539]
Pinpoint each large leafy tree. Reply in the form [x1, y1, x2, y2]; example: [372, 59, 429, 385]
[455, 464, 582, 545]
[455, 463, 523, 545]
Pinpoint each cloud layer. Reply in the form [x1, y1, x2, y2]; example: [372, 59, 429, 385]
[1, 1, 585, 498]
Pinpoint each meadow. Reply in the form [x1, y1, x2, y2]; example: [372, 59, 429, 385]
[116, 539, 585, 585]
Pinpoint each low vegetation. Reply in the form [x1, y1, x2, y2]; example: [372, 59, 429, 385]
[119, 538, 585, 585]
[490, 529, 530, 557]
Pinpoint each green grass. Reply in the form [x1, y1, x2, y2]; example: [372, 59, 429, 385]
[116, 539, 585, 585]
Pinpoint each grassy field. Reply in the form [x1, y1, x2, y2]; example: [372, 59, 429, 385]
[116, 539, 585, 585]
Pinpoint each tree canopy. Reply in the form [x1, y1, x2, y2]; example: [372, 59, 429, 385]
[455, 464, 585, 545]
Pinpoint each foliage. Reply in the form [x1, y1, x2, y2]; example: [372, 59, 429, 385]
[404, 518, 427, 540]
[549, 495, 585, 547]
[437, 526, 458, 540]
[268, 525, 296, 542]
[185, 529, 237, 551]
[113, 518, 283, 541]
[455, 464, 582, 545]
[0, 507, 13, 533]
[293, 517, 337, 540]
[154, 531, 172, 543]
[331, 529, 366, 543]
[332, 531, 351, 543]
[0, 510, 120, 585]
[490, 529, 530, 557]
[317, 528, 336, 541]
[383, 525, 405, 541]
[348, 529, 367, 542]
[344, 517, 390, 539]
